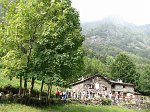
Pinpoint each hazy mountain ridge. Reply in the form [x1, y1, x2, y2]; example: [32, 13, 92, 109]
[82, 17, 150, 59]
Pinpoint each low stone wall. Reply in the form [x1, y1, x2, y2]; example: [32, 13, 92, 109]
[122, 103, 150, 110]
[0, 92, 20, 103]
[68, 98, 112, 105]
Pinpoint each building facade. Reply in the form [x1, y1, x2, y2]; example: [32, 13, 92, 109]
[68, 74, 138, 102]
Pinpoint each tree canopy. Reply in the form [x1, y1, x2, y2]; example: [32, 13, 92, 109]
[0, 0, 84, 98]
[111, 53, 139, 88]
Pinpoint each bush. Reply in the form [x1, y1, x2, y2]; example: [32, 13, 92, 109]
[67, 98, 80, 104]
[49, 98, 63, 104]
[102, 98, 112, 105]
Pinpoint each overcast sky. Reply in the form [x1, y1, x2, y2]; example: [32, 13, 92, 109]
[71, 0, 150, 25]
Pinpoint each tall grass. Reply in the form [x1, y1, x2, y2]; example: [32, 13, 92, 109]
[0, 103, 149, 112]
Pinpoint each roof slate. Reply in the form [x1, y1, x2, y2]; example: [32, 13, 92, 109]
[68, 74, 134, 87]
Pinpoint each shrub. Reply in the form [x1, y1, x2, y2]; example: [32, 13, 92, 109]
[49, 98, 63, 104]
[102, 98, 112, 105]
[67, 98, 80, 104]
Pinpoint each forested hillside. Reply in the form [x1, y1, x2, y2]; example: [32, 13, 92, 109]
[82, 17, 150, 59]
[82, 17, 150, 95]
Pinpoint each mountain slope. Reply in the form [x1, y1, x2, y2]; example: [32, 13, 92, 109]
[82, 17, 150, 60]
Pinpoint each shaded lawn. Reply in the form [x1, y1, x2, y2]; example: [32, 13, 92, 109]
[0, 73, 62, 94]
[0, 103, 149, 112]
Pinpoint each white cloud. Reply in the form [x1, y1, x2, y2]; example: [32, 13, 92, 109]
[71, 0, 150, 25]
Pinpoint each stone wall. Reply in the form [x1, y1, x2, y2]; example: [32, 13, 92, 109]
[69, 75, 137, 102]
[113, 84, 134, 93]
[125, 86, 134, 92]
[70, 83, 83, 92]
[70, 76, 111, 99]
[114, 84, 123, 90]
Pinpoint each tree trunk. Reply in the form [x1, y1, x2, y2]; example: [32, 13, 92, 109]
[23, 78, 27, 96]
[39, 80, 44, 100]
[47, 84, 50, 102]
[29, 78, 35, 97]
[49, 83, 52, 99]
[45, 84, 50, 105]
[18, 76, 22, 96]
[47, 83, 52, 101]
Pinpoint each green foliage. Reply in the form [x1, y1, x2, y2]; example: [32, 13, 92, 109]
[82, 18, 150, 59]
[0, 0, 84, 97]
[30, 0, 84, 84]
[111, 53, 139, 85]
[139, 64, 150, 95]
[1, 50, 26, 79]
[83, 57, 110, 77]
[101, 98, 112, 105]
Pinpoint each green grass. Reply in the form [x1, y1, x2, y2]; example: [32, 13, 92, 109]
[0, 76, 19, 87]
[0, 72, 61, 94]
[0, 103, 149, 112]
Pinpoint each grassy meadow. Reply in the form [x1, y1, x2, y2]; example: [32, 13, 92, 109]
[0, 103, 149, 112]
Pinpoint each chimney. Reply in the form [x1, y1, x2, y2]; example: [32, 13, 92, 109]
[117, 79, 123, 83]
[119, 79, 123, 83]
[81, 76, 84, 81]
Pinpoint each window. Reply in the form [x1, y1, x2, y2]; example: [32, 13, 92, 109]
[100, 94, 102, 97]
[89, 79, 92, 82]
[112, 91, 115, 94]
[89, 84, 94, 89]
[95, 83, 99, 89]
[112, 85, 115, 89]
[102, 86, 107, 91]
[85, 84, 94, 89]
[123, 85, 125, 88]
[97, 93, 102, 97]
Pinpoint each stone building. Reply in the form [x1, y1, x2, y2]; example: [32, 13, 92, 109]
[110, 79, 136, 102]
[68, 74, 139, 102]
[68, 74, 111, 99]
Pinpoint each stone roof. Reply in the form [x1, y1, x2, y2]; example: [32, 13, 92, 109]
[68, 74, 134, 87]
[110, 80, 134, 86]
[68, 74, 110, 86]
